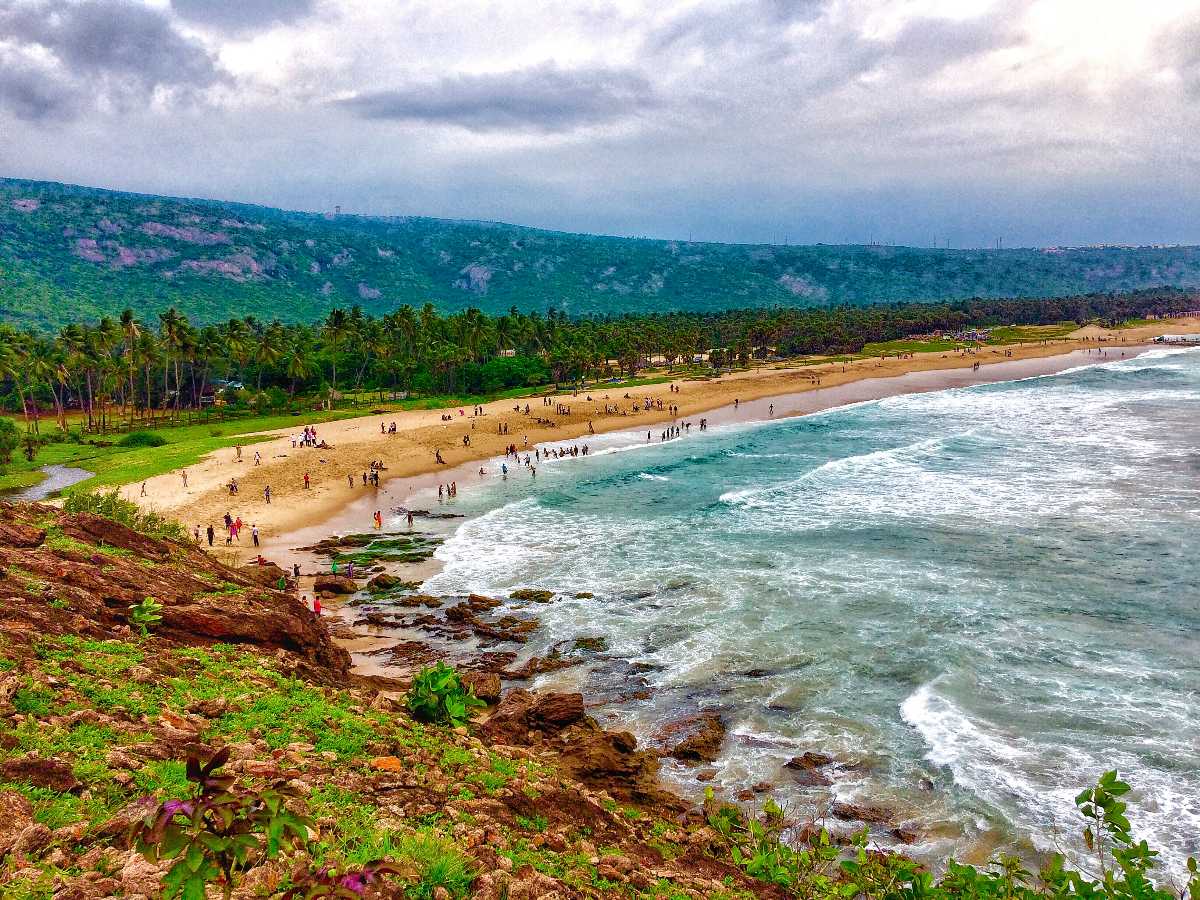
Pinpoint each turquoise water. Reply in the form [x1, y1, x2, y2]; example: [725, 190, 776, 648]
[420, 348, 1200, 875]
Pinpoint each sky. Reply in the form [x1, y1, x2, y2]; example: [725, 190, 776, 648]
[1, 0, 1199, 248]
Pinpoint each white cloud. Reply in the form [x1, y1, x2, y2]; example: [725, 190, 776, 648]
[2, 0, 1199, 246]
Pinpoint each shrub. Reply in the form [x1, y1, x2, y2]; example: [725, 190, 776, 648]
[62, 489, 188, 541]
[119, 430, 167, 448]
[133, 748, 310, 900]
[0, 417, 19, 467]
[406, 662, 485, 728]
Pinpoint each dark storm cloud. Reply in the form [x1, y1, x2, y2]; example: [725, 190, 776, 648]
[0, 57, 79, 121]
[170, 0, 317, 32]
[0, 0, 221, 120]
[337, 64, 658, 131]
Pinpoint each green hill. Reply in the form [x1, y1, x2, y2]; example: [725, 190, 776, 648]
[3, 176, 1200, 330]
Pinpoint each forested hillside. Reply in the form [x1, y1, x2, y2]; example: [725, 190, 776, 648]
[4, 177, 1200, 330]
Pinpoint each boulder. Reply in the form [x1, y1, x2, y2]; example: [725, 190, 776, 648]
[479, 690, 586, 743]
[0, 791, 34, 858]
[0, 520, 45, 549]
[312, 575, 358, 595]
[0, 755, 81, 792]
[558, 729, 667, 806]
[367, 573, 402, 592]
[654, 712, 726, 763]
[784, 752, 835, 770]
[461, 672, 502, 704]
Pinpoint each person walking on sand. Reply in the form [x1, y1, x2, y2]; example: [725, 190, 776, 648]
[235, 444, 242, 461]
[206, 524, 214, 547]
[193, 525, 200, 543]
[263, 485, 271, 503]
[348, 473, 354, 488]
[181, 470, 188, 488]
[406, 510, 414, 528]
[140, 482, 147, 497]
[252, 524, 260, 547]
[303, 472, 310, 489]
[254, 450, 261, 466]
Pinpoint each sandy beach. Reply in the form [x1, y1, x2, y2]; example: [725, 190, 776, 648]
[122, 318, 1198, 560]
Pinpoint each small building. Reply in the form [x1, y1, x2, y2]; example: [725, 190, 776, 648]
[1154, 334, 1200, 344]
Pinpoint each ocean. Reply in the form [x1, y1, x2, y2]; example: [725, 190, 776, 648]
[415, 347, 1200, 877]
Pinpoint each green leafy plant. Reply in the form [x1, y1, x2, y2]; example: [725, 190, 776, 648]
[128, 597, 163, 636]
[132, 747, 311, 900]
[405, 662, 485, 728]
[707, 772, 1200, 900]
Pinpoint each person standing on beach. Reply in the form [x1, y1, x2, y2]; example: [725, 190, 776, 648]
[182, 470, 188, 488]
[251, 524, 260, 547]
[407, 510, 414, 528]
[304, 472, 310, 489]
[206, 524, 214, 547]
[264, 485, 271, 503]
[140, 482, 147, 497]
[348, 473, 354, 488]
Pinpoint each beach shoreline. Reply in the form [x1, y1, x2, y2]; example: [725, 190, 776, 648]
[122, 319, 1193, 563]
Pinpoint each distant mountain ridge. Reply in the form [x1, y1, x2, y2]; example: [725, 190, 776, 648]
[3, 176, 1200, 329]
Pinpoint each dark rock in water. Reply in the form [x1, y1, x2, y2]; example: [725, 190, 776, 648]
[397, 508, 464, 519]
[831, 801, 894, 825]
[629, 662, 663, 674]
[0, 755, 81, 792]
[743, 668, 776, 678]
[509, 588, 554, 603]
[695, 769, 718, 782]
[313, 575, 357, 595]
[784, 751, 835, 771]
[572, 636, 609, 653]
[654, 711, 726, 764]
[503, 652, 580, 680]
[788, 768, 832, 787]
[736, 789, 756, 801]
[891, 825, 922, 845]
[918, 777, 935, 792]
[751, 781, 772, 794]
[467, 593, 501, 611]
[575, 592, 594, 599]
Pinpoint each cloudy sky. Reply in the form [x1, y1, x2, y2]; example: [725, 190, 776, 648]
[2, 0, 1198, 247]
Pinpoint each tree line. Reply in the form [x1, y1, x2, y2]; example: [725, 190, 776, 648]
[0, 287, 1193, 433]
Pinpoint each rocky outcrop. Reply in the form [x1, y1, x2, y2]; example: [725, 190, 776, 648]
[481, 689, 677, 808]
[0, 501, 349, 679]
[479, 689, 587, 743]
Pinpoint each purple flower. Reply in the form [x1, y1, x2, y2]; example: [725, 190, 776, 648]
[339, 873, 368, 894]
[162, 800, 194, 817]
